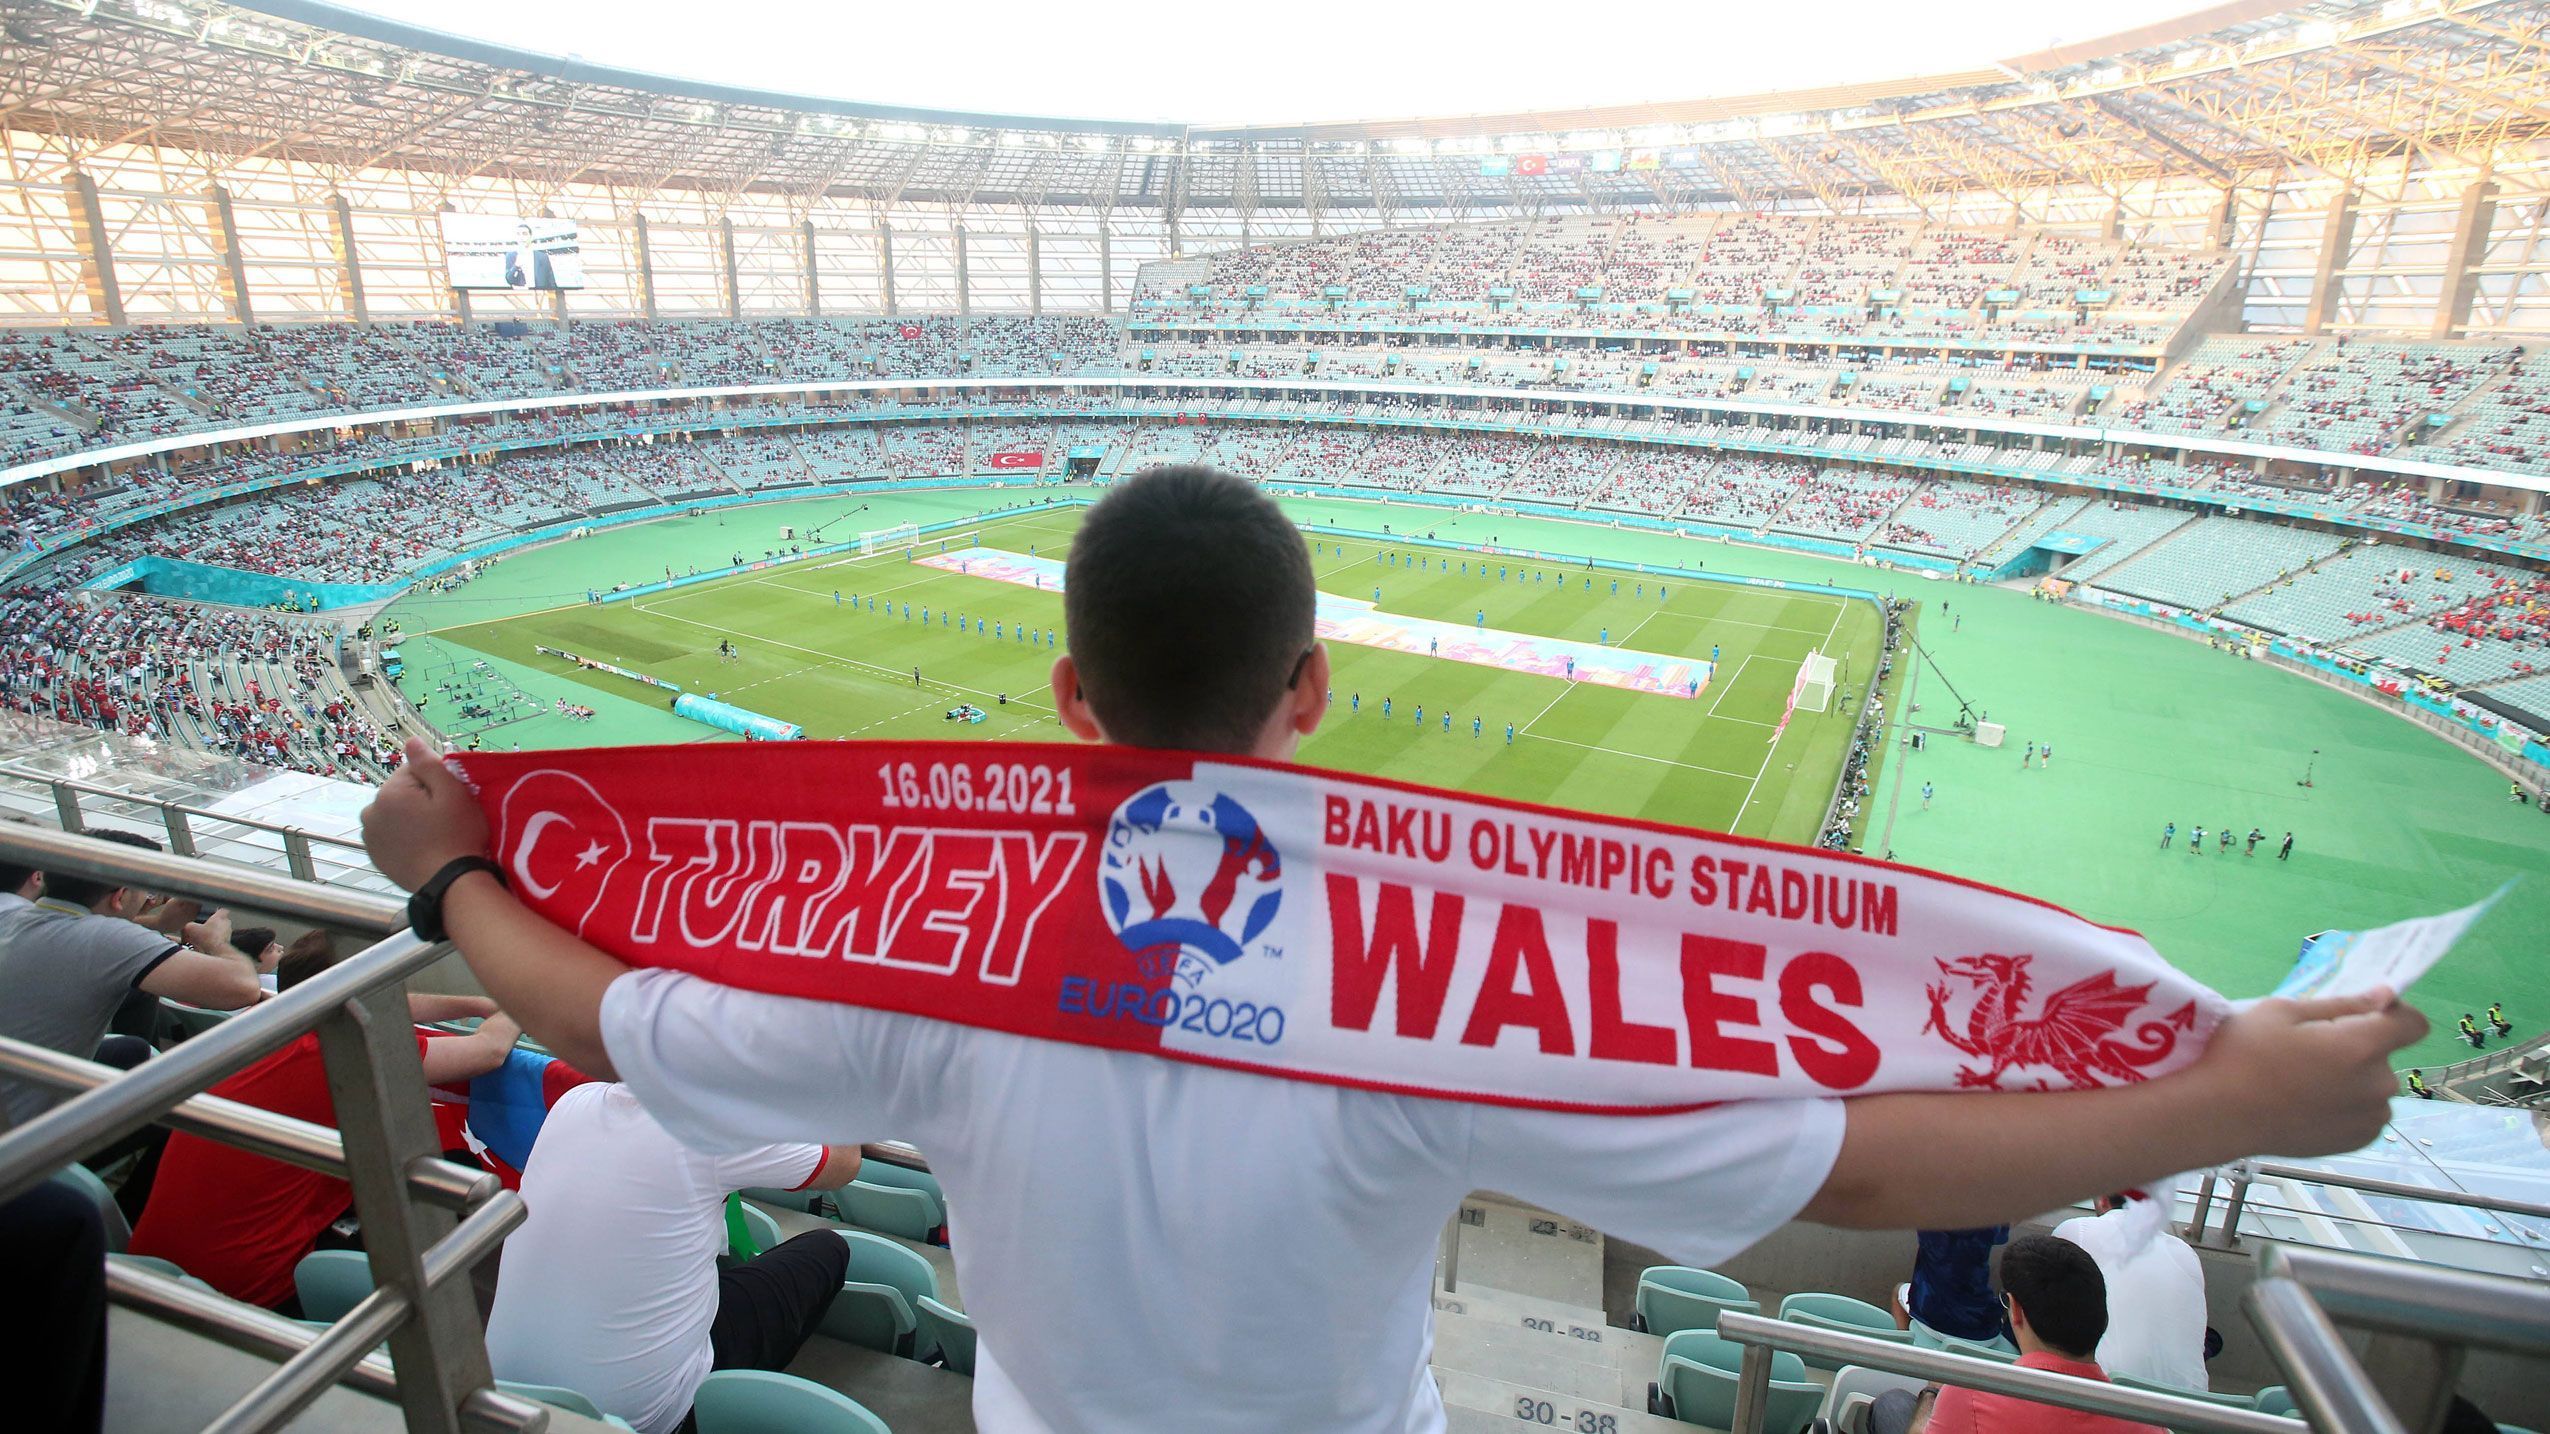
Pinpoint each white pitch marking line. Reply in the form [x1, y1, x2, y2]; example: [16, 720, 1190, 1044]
[636, 602, 1058, 713]
[1516, 731, 1754, 781]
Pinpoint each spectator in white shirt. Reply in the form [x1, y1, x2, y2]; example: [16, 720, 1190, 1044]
[484, 1082, 862, 1434]
[2054, 1187, 2211, 1392]
[364, 465, 2423, 1434]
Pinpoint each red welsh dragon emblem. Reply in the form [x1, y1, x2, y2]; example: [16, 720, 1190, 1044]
[1923, 954, 2199, 1090]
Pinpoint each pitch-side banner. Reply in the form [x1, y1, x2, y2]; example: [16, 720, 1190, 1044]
[448, 741, 2229, 1112]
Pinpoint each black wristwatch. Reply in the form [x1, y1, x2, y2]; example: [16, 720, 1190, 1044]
[408, 856, 508, 943]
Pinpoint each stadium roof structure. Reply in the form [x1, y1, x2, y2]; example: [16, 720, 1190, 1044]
[3, 0, 2546, 213]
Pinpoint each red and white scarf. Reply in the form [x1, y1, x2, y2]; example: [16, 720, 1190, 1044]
[450, 742, 2226, 1113]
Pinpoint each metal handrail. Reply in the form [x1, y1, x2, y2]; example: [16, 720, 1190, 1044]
[2245, 1162, 2550, 1225]
[0, 822, 515, 1432]
[0, 762, 372, 855]
[104, 1262, 549, 1433]
[2261, 1244, 2550, 1356]
[0, 1038, 496, 1211]
[1711, 1312, 2296, 1434]
[2245, 1277, 2407, 1434]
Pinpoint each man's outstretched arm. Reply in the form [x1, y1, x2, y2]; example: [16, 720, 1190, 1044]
[362, 738, 626, 1078]
[1802, 989, 2424, 1230]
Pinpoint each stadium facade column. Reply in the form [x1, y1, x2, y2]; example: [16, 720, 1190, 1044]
[1027, 223, 1042, 316]
[2430, 169, 2498, 340]
[1098, 217, 1113, 312]
[801, 219, 821, 317]
[879, 217, 898, 312]
[718, 214, 743, 319]
[2209, 186, 2239, 251]
[632, 212, 659, 319]
[2302, 186, 2360, 334]
[208, 185, 253, 326]
[67, 172, 125, 326]
[329, 193, 368, 323]
[2102, 197, 2124, 243]
[955, 224, 971, 317]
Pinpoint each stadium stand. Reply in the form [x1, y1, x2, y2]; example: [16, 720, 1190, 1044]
[2086, 516, 2347, 612]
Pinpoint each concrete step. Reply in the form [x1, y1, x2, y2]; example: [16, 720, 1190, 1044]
[1433, 1284, 1667, 1374]
[1435, 1364, 1693, 1434]
[1449, 1196, 1608, 1310]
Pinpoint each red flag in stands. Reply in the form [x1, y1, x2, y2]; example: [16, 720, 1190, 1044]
[451, 742, 2225, 1113]
[897, 323, 923, 340]
[987, 450, 1045, 470]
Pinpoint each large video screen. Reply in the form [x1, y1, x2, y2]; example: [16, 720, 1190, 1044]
[439, 213, 586, 291]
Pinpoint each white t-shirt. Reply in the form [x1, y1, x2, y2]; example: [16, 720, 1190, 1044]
[2054, 1201, 2210, 1392]
[601, 968, 1845, 1434]
[484, 1081, 826, 1434]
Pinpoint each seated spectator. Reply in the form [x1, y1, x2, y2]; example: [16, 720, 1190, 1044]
[0, 830, 261, 1132]
[483, 1082, 862, 1434]
[127, 936, 518, 1309]
[1872, 1235, 2160, 1434]
[229, 926, 281, 994]
[272, 929, 339, 992]
[2054, 1189, 2209, 1392]
[1894, 1225, 2009, 1345]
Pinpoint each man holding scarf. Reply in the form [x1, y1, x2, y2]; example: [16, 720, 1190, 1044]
[362, 466, 2422, 1434]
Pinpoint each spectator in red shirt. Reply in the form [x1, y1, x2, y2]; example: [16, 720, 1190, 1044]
[1870, 1235, 2162, 1434]
[127, 945, 520, 1311]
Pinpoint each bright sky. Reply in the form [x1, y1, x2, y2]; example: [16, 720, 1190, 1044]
[333, 0, 2208, 126]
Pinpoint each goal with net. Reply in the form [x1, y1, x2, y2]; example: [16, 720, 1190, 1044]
[858, 522, 921, 557]
[1792, 650, 1838, 714]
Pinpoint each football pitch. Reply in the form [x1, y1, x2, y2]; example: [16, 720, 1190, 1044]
[398, 494, 1879, 841]
[383, 484, 2550, 1068]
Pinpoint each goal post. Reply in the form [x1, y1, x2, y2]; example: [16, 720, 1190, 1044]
[1792, 650, 1838, 715]
[858, 522, 921, 557]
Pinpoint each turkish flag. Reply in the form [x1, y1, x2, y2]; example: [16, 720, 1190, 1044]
[897, 323, 923, 340]
[988, 450, 1045, 469]
[486, 767, 636, 938]
[1515, 153, 1549, 176]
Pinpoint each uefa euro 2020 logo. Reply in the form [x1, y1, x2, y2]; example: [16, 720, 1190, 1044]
[1099, 781, 1285, 987]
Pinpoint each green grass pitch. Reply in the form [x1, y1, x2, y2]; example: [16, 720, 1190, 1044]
[384, 485, 2550, 1068]
[404, 496, 1879, 843]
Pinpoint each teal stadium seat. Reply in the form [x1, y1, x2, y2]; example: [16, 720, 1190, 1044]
[1822, 1365, 1930, 1434]
[161, 1001, 234, 1041]
[740, 1186, 821, 1214]
[2254, 1387, 2298, 1419]
[1776, 1291, 1913, 1370]
[293, 1249, 374, 1322]
[496, 1378, 638, 1429]
[836, 1180, 940, 1242]
[49, 1164, 131, 1251]
[1651, 1328, 1819, 1434]
[819, 1232, 941, 1359]
[2112, 1372, 2255, 1411]
[691, 1369, 892, 1434]
[735, 1201, 784, 1257]
[1635, 1265, 1759, 1337]
[836, 1163, 947, 1242]
[1939, 1336, 2019, 1364]
[915, 1295, 975, 1375]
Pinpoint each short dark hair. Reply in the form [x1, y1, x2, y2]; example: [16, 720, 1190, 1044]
[232, 927, 279, 960]
[275, 930, 343, 993]
[2002, 1234, 2108, 1359]
[44, 829, 164, 909]
[0, 861, 35, 895]
[1063, 466, 1315, 753]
